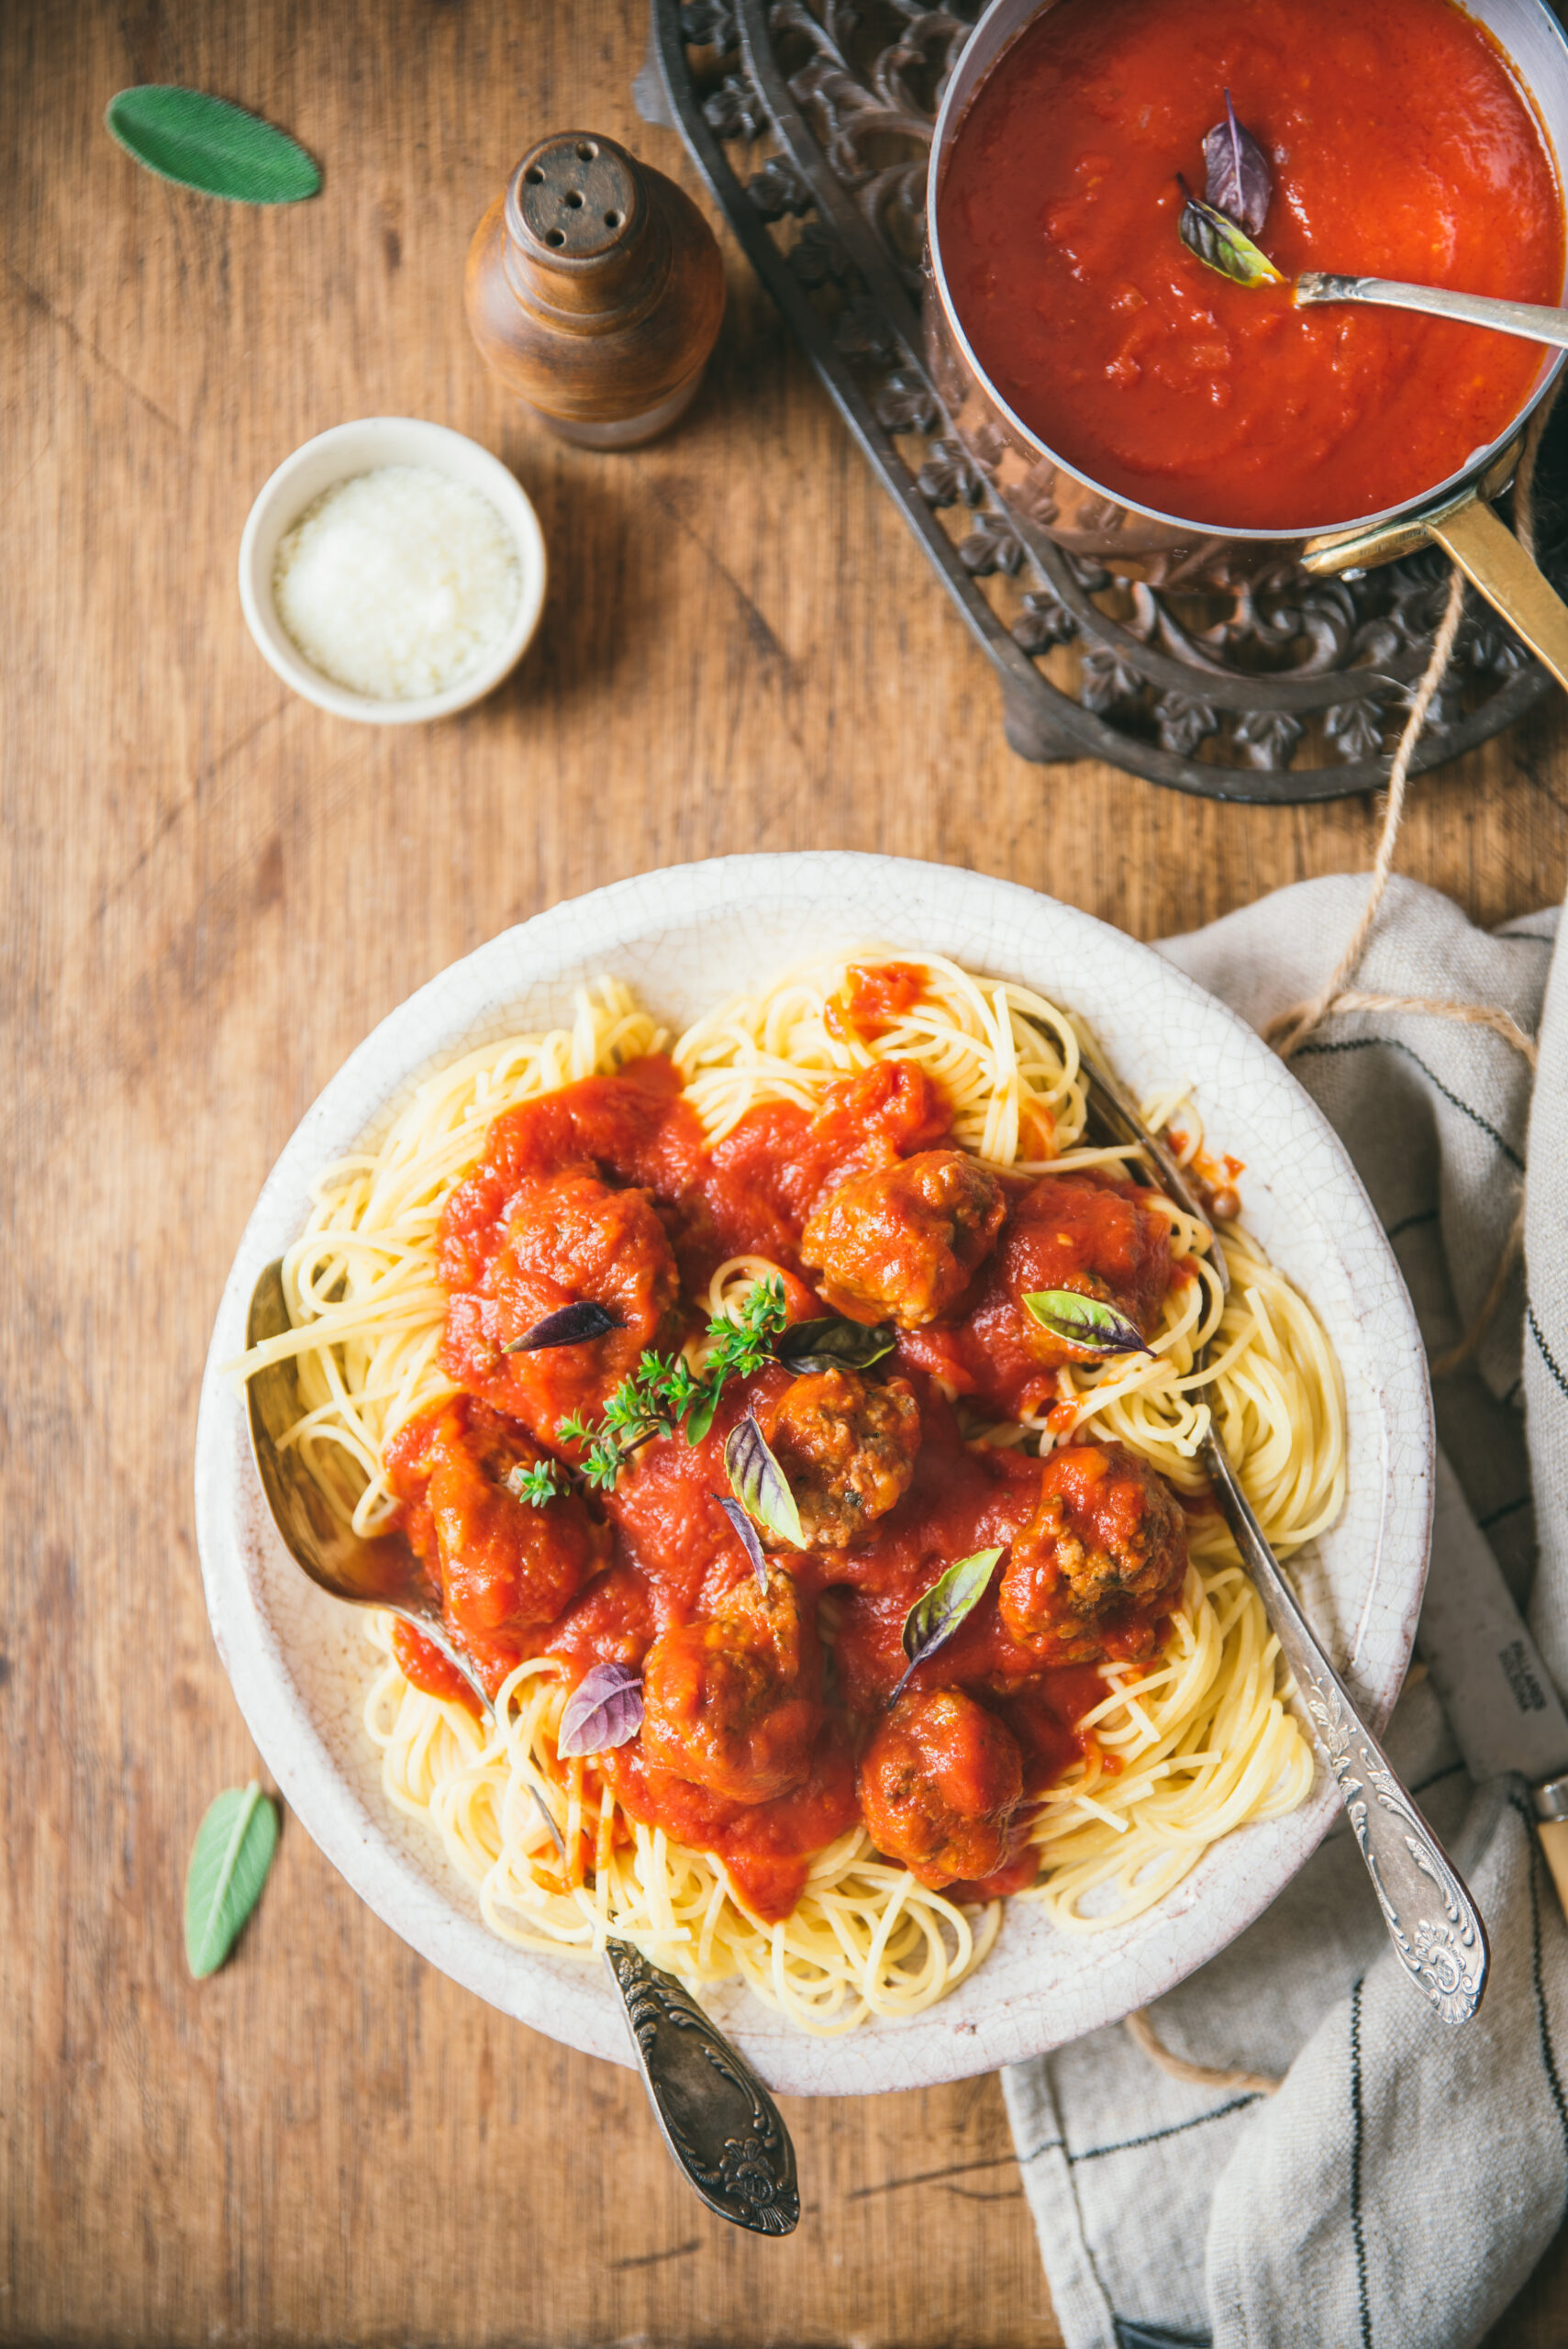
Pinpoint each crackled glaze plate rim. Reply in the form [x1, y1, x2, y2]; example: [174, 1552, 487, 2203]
[194, 852, 1433, 2098]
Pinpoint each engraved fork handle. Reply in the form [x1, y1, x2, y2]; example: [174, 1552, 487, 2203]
[1078, 1060, 1488, 2022]
[1202, 1431, 1489, 2024]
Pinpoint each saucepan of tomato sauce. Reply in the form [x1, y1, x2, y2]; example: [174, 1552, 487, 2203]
[927, 0, 1568, 676]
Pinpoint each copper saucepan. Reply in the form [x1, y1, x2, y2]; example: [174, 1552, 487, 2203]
[925, 0, 1568, 688]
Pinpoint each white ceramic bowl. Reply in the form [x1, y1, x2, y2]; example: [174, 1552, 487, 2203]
[237, 417, 548, 725]
[194, 853, 1433, 2096]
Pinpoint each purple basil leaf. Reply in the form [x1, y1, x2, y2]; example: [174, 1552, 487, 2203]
[892, 1548, 1003, 1704]
[718, 1494, 770, 1592]
[505, 1300, 625, 1353]
[777, 1316, 896, 1375]
[556, 1662, 643, 1758]
[1204, 92, 1273, 238]
[724, 1409, 806, 1550]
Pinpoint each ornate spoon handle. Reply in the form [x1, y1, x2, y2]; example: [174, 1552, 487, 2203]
[602, 1940, 799, 2233]
[520, 1782, 797, 2229]
[1202, 1431, 1489, 2025]
[1296, 271, 1568, 347]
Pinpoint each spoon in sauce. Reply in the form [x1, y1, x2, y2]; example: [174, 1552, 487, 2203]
[244, 1257, 800, 2235]
[1179, 160, 1568, 346]
[1294, 270, 1568, 347]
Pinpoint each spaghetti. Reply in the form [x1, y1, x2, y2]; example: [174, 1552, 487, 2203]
[235, 951, 1338, 2032]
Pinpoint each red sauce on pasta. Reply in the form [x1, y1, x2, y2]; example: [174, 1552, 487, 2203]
[384, 1004, 1187, 1923]
[937, 0, 1565, 530]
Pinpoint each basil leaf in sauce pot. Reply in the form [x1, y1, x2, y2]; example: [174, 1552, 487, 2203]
[1204, 91, 1273, 238]
[776, 1316, 896, 1375]
[184, 1782, 280, 1978]
[724, 1409, 806, 1550]
[557, 1662, 644, 1759]
[893, 1550, 1004, 1704]
[1176, 177, 1283, 289]
[1022, 1289, 1151, 1355]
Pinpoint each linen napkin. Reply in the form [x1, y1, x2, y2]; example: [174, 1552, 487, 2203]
[1003, 874, 1568, 2349]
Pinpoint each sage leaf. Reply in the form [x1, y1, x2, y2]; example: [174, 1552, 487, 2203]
[718, 1493, 770, 1591]
[777, 1316, 896, 1375]
[184, 1782, 279, 1978]
[557, 1662, 644, 1758]
[1204, 91, 1273, 237]
[893, 1549, 1004, 1703]
[505, 1300, 624, 1353]
[724, 1409, 806, 1550]
[1176, 177, 1283, 289]
[106, 87, 320, 205]
[1022, 1289, 1151, 1355]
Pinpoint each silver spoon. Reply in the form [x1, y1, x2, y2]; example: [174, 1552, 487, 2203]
[1296, 271, 1568, 348]
[1080, 1063, 1489, 2024]
[244, 1259, 800, 2233]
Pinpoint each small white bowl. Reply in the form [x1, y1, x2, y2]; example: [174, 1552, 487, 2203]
[237, 417, 548, 725]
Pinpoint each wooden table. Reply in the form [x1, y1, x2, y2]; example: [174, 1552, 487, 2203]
[5, 2, 1567, 2340]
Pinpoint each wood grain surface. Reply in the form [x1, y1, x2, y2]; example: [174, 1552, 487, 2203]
[5, 2, 1568, 2341]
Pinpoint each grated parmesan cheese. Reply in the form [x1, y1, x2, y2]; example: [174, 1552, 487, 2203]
[272, 464, 523, 701]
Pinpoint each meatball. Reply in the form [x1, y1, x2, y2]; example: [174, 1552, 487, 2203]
[929, 1172, 1173, 1419]
[800, 1149, 1006, 1329]
[996, 1174, 1171, 1365]
[640, 1572, 818, 1805]
[440, 1169, 681, 1442]
[858, 1688, 1023, 1890]
[759, 1367, 921, 1550]
[998, 1440, 1186, 1663]
[389, 1397, 608, 1645]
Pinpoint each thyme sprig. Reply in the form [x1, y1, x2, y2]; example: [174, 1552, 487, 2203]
[506, 1458, 565, 1508]
[556, 1277, 790, 1492]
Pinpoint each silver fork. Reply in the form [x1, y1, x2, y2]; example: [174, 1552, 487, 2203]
[1081, 1062, 1488, 2023]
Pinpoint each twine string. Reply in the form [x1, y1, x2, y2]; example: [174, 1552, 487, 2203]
[1264, 567, 1469, 1063]
[1124, 2007, 1282, 2098]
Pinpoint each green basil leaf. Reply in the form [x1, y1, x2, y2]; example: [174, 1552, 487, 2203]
[724, 1409, 805, 1550]
[184, 1783, 280, 1978]
[893, 1549, 1003, 1702]
[1176, 176, 1282, 288]
[106, 88, 321, 205]
[1022, 1289, 1150, 1356]
[777, 1317, 896, 1375]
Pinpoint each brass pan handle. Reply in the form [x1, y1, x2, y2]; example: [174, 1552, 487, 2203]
[1426, 496, 1568, 695]
[1306, 491, 1568, 695]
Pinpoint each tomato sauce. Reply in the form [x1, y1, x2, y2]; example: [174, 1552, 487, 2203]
[384, 1016, 1186, 1922]
[938, 0, 1565, 530]
[825, 961, 930, 1045]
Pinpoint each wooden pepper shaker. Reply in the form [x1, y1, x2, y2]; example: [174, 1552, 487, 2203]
[465, 131, 726, 449]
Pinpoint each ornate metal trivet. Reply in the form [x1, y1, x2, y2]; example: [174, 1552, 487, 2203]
[636, 0, 1568, 803]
